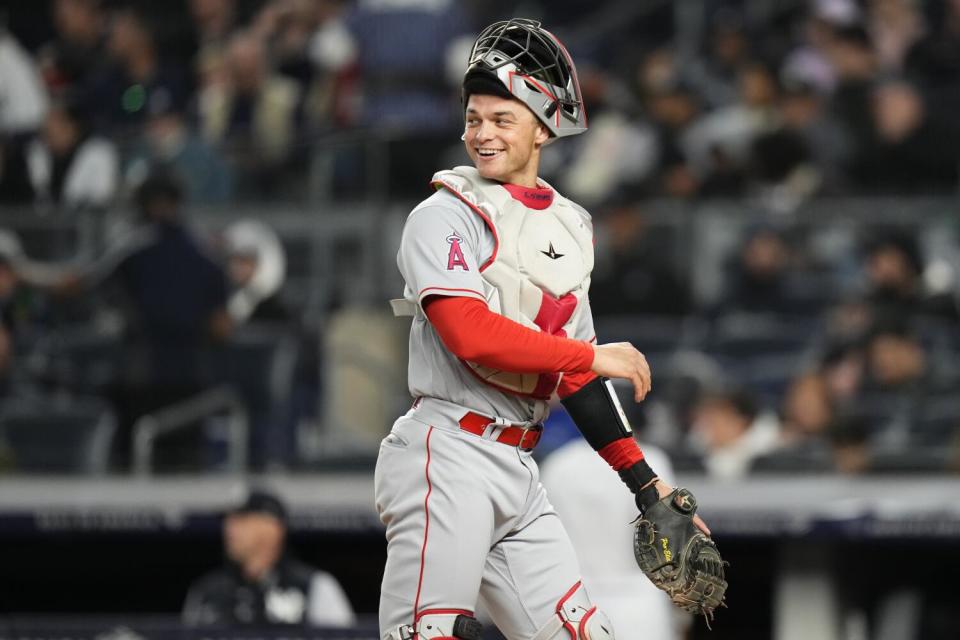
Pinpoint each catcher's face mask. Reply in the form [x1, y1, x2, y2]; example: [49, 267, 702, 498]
[463, 18, 587, 140]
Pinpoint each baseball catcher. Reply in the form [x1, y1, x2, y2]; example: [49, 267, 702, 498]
[378, 17, 726, 639]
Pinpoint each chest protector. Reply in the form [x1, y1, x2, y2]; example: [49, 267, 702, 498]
[395, 166, 594, 400]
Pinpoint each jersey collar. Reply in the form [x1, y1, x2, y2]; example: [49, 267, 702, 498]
[503, 183, 554, 210]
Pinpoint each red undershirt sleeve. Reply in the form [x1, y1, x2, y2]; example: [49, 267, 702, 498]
[557, 370, 599, 399]
[423, 295, 594, 374]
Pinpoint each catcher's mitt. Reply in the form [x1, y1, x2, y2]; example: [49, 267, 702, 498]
[633, 488, 727, 623]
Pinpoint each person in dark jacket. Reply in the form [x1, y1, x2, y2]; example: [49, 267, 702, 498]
[183, 489, 355, 627]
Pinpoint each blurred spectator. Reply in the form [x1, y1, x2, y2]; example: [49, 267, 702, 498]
[187, 0, 239, 68]
[780, 371, 833, 447]
[252, 0, 356, 132]
[37, 0, 106, 96]
[779, 6, 848, 97]
[40, 171, 231, 468]
[223, 220, 290, 325]
[197, 30, 301, 196]
[640, 68, 702, 197]
[688, 388, 780, 479]
[687, 10, 753, 109]
[540, 439, 682, 639]
[824, 24, 878, 154]
[867, 0, 926, 72]
[83, 6, 188, 134]
[0, 28, 50, 205]
[252, 0, 319, 89]
[589, 196, 691, 316]
[105, 171, 231, 370]
[849, 79, 959, 195]
[854, 316, 960, 449]
[25, 100, 118, 211]
[555, 66, 658, 207]
[124, 102, 233, 205]
[0, 28, 49, 136]
[0, 138, 35, 205]
[184, 489, 355, 626]
[864, 319, 927, 392]
[690, 390, 780, 479]
[905, 0, 960, 123]
[684, 63, 779, 197]
[860, 229, 959, 321]
[757, 76, 851, 197]
[306, 0, 357, 128]
[718, 226, 821, 316]
[827, 414, 872, 474]
[749, 370, 837, 472]
[820, 339, 867, 408]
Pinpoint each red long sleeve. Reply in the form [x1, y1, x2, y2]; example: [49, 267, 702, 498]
[423, 296, 594, 374]
[557, 369, 599, 399]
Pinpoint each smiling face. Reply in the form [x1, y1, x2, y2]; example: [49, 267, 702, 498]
[463, 94, 550, 187]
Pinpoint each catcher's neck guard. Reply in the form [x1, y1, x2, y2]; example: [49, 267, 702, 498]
[463, 18, 587, 139]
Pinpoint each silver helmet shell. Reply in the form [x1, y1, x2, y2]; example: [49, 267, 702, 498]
[464, 18, 587, 138]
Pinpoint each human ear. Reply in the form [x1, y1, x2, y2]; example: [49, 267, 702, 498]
[534, 124, 550, 146]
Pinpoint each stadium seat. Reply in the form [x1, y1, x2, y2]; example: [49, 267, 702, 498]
[0, 397, 116, 474]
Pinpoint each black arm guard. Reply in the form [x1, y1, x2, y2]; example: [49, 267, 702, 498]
[561, 376, 659, 509]
[560, 376, 633, 450]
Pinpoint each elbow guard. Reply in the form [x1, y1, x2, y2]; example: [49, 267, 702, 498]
[561, 377, 658, 507]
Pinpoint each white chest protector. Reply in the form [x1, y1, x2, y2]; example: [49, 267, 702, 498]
[396, 166, 594, 400]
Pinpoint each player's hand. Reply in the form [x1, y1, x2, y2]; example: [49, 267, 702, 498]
[654, 479, 711, 536]
[590, 342, 652, 402]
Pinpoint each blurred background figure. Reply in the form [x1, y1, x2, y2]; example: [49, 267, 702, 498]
[83, 6, 188, 135]
[718, 225, 812, 316]
[197, 30, 301, 197]
[37, 0, 106, 97]
[183, 489, 355, 627]
[589, 194, 691, 317]
[540, 420, 683, 640]
[859, 228, 959, 322]
[26, 100, 117, 213]
[186, 0, 239, 68]
[0, 27, 49, 137]
[849, 78, 960, 195]
[124, 100, 233, 205]
[26, 170, 231, 469]
[684, 62, 780, 197]
[223, 219, 289, 325]
[688, 387, 780, 479]
[0, 26, 49, 205]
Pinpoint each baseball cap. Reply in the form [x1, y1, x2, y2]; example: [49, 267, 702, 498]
[230, 489, 288, 524]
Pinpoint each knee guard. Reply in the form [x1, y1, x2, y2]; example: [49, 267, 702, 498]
[384, 610, 482, 640]
[532, 581, 616, 640]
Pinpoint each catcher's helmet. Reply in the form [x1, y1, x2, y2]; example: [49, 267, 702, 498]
[463, 18, 587, 138]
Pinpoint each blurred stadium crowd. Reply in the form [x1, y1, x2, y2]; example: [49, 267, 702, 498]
[0, 0, 959, 478]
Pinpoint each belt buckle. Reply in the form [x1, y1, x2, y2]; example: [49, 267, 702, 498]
[517, 424, 542, 450]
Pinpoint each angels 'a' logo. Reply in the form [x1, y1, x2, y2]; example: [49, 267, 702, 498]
[446, 233, 468, 271]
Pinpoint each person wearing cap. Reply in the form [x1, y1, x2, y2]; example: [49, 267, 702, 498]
[183, 489, 355, 627]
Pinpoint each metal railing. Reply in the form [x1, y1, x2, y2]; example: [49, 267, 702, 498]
[131, 386, 248, 476]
